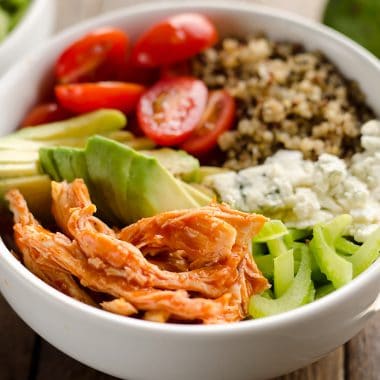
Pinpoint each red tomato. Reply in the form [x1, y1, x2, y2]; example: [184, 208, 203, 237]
[181, 90, 235, 155]
[160, 60, 190, 79]
[55, 82, 146, 114]
[20, 102, 72, 127]
[55, 28, 129, 84]
[132, 13, 218, 67]
[137, 77, 208, 146]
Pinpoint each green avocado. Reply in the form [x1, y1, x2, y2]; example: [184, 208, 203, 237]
[0, 149, 38, 163]
[39, 148, 61, 181]
[39, 136, 201, 225]
[141, 148, 200, 182]
[16, 109, 126, 141]
[0, 175, 51, 219]
[0, 162, 40, 178]
[85, 137, 199, 224]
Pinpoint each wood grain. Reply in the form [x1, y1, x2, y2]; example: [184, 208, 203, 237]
[0, 294, 36, 380]
[35, 340, 117, 380]
[346, 314, 380, 380]
[279, 348, 345, 380]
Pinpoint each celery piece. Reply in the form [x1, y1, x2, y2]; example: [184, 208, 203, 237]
[315, 284, 335, 299]
[274, 249, 294, 298]
[293, 242, 327, 285]
[252, 242, 268, 256]
[322, 214, 352, 243]
[254, 254, 274, 279]
[347, 227, 380, 276]
[305, 282, 316, 303]
[288, 228, 312, 242]
[253, 220, 288, 243]
[249, 248, 313, 318]
[283, 232, 293, 249]
[310, 224, 352, 289]
[267, 238, 288, 258]
[335, 236, 360, 256]
[261, 289, 274, 300]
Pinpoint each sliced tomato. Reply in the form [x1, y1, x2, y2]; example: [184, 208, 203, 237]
[132, 13, 218, 67]
[181, 90, 235, 155]
[55, 28, 129, 84]
[55, 82, 146, 114]
[123, 57, 159, 85]
[137, 77, 208, 146]
[20, 102, 73, 127]
[160, 60, 190, 79]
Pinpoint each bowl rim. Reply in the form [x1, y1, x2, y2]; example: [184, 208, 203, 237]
[1, 0, 380, 336]
[0, 0, 48, 53]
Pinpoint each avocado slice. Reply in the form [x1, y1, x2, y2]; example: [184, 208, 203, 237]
[141, 148, 200, 182]
[0, 137, 42, 151]
[39, 137, 202, 225]
[0, 162, 40, 178]
[39, 148, 61, 181]
[51, 147, 78, 183]
[179, 180, 212, 206]
[198, 166, 230, 182]
[85, 138, 125, 224]
[0, 175, 52, 220]
[85, 136, 199, 224]
[0, 150, 39, 163]
[15, 109, 126, 141]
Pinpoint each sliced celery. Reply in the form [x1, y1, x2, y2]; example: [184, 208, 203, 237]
[253, 220, 288, 243]
[288, 228, 312, 242]
[254, 255, 273, 279]
[315, 284, 335, 299]
[252, 242, 268, 256]
[310, 225, 352, 289]
[347, 227, 380, 276]
[267, 238, 288, 258]
[335, 237, 360, 256]
[274, 249, 294, 297]
[322, 214, 352, 243]
[249, 248, 313, 318]
[294, 242, 327, 284]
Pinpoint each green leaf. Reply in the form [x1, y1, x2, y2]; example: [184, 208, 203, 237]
[324, 0, 380, 57]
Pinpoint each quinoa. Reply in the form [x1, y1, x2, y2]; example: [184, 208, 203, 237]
[191, 36, 374, 170]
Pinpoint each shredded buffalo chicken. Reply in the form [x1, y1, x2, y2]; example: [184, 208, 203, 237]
[6, 179, 268, 324]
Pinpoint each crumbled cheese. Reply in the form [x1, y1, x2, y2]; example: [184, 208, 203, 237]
[205, 120, 380, 242]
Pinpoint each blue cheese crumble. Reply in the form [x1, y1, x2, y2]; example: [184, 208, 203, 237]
[204, 120, 380, 242]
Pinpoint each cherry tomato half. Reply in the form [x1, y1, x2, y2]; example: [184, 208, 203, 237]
[181, 90, 235, 155]
[132, 13, 218, 67]
[55, 28, 129, 84]
[55, 82, 146, 114]
[137, 77, 208, 146]
[20, 102, 73, 127]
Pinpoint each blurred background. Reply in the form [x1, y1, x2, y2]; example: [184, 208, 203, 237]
[53, 0, 380, 58]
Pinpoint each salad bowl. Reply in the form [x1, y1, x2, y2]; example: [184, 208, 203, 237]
[0, 2, 380, 380]
[0, 0, 55, 75]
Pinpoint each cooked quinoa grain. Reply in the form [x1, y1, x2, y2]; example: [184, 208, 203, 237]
[192, 36, 374, 170]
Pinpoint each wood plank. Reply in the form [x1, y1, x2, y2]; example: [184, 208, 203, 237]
[346, 313, 380, 380]
[0, 294, 36, 380]
[277, 347, 345, 380]
[56, 0, 103, 30]
[35, 340, 118, 380]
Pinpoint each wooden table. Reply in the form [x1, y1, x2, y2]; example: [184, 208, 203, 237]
[1, 1, 379, 379]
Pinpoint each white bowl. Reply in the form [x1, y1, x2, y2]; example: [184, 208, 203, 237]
[0, 0, 55, 76]
[0, 2, 380, 380]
